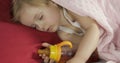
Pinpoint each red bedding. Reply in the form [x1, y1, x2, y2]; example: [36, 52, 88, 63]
[0, 0, 61, 63]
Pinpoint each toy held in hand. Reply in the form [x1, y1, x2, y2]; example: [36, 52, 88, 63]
[37, 41, 73, 63]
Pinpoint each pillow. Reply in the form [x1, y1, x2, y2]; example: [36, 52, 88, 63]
[0, 21, 61, 63]
[0, 0, 12, 21]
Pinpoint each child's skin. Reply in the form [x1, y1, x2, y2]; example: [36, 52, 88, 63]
[13, 1, 100, 63]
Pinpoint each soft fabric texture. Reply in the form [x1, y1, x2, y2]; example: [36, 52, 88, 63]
[0, 0, 61, 63]
[0, 0, 11, 21]
[52, 0, 120, 63]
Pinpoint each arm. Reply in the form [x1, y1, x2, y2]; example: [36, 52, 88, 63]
[67, 11, 100, 63]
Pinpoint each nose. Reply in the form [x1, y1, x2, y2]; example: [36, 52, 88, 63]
[41, 27, 46, 31]
[36, 27, 43, 31]
[34, 22, 49, 32]
[34, 23, 44, 31]
[36, 25, 48, 32]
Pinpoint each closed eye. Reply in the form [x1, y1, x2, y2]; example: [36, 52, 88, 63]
[39, 15, 43, 20]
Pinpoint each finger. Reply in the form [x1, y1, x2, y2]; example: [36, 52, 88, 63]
[42, 42, 52, 47]
[39, 54, 42, 57]
[44, 57, 49, 63]
[49, 59, 56, 63]
[42, 54, 46, 59]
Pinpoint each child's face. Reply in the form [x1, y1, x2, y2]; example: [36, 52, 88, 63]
[19, 3, 61, 32]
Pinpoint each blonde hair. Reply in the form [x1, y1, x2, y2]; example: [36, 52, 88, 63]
[12, 0, 51, 21]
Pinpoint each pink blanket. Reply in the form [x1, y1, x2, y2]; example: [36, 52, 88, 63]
[52, 0, 120, 63]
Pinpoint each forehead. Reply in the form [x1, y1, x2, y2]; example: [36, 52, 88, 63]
[19, 4, 42, 26]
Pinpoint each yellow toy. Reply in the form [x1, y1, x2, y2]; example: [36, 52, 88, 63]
[37, 41, 73, 63]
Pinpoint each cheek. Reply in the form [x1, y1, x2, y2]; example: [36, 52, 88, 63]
[46, 14, 60, 24]
[44, 8, 61, 24]
[49, 17, 60, 25]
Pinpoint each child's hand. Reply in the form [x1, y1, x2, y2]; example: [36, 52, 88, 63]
[39, 43, 55, 63]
